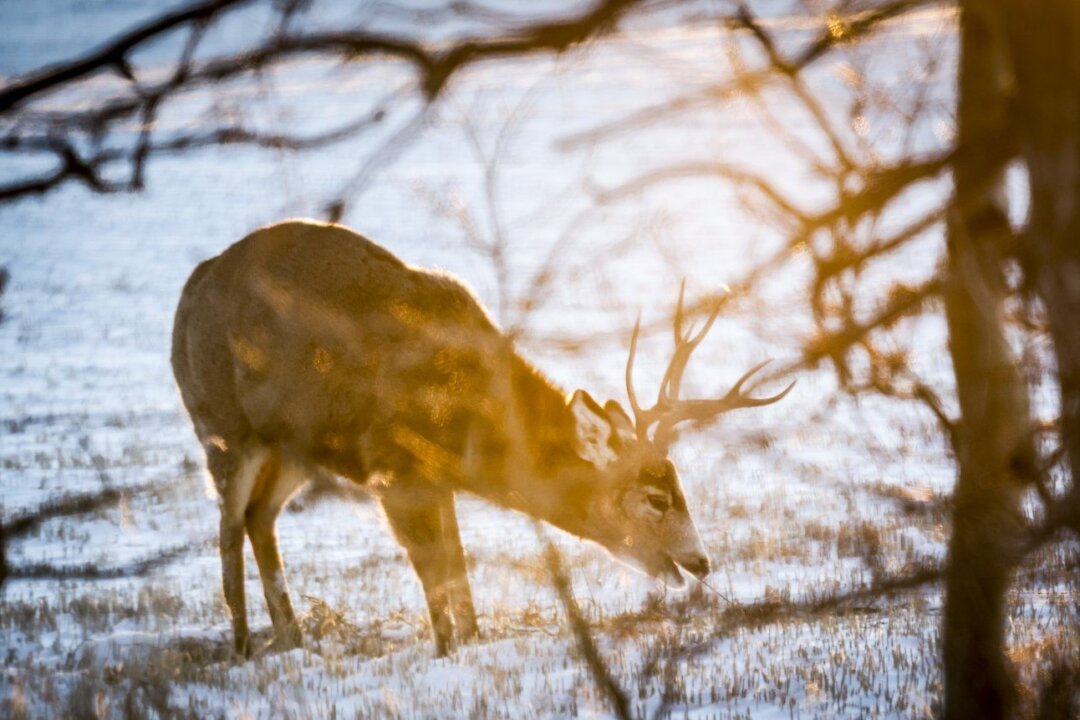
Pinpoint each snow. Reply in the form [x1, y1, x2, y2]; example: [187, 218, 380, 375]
[2, 2, 1074, 718]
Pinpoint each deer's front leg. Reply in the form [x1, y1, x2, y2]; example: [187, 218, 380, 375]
[440, 492, 478, 640]
[380, 483, 455, 657]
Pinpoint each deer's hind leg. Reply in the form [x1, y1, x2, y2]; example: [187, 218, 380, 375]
[244, 455, 307, 650]
[210, 444, 271, 658]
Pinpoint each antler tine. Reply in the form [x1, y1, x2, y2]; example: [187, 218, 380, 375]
[689, 297, 723, 348]
[660, 290, 724, 404]
[741, 377, 797, 407]
[674, 297, 722, 397]
[672, 278, 687, 346]
[626, 285, 791, 451]
[657, 281, 689, 402]
[719, 359, 796, 407]
[726, 359, 773, 398]
[625, 312, 646, 427]
[652, 360, 796, 451]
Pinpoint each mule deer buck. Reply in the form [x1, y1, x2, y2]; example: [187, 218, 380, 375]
[171, 219, 792, 657]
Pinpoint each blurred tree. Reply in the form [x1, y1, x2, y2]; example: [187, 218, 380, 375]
[941, 2, 1080, 716]
[940, 4, 1029, 715]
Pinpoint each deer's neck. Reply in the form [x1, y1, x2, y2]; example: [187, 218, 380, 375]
[463, 353, 600, 539]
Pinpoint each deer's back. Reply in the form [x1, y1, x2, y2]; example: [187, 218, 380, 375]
[171, 219, 501, 479]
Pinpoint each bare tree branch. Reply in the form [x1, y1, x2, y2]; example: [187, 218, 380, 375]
[1, 482, 185, 588]
[540, 533, 631, 720]
[562, 0, 935, 148]
[594, 160, 809, 224]
[0, 143, 122, 201]
[0, 0, 255, 113]
[803, 277, 943, 370]
[6, 542, 202, 582]
[1, 0, 645, 113]
[733, 2, 855, 172]
[0, 0, 655, 205]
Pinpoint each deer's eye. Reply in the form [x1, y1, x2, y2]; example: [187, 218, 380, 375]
[646, 494, 669, 513]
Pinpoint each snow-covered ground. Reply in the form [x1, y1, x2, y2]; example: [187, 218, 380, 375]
[1, 2, 1076, 717]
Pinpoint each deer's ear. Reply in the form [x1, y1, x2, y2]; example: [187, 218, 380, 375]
[569, 390, 618, 469]
[604, 400, 637, 447]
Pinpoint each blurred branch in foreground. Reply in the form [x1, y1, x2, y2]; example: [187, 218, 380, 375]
[0, 0, 647, 209]
[540, 531, 632, 720]
[0, 485, 199, 589]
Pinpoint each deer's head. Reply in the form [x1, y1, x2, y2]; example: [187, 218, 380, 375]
[567, 283, 794, 587]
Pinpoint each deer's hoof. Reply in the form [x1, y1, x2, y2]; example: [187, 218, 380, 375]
[272, 625, 303, 653]
[233, 638, 253, 662]
[457, 624, 480, 643]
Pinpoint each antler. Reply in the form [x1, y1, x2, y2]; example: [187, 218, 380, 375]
[624, 280, 795, 451]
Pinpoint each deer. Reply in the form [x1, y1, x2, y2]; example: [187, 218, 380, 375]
[170, 219, 793, 658]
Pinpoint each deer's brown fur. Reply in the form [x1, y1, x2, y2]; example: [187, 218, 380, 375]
[173, 219, 782, 657]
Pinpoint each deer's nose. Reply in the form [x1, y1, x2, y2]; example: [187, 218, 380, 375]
[682, 555, 711, 579]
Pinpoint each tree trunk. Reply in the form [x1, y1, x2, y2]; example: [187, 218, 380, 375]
[1002, 2, 1080, 528]
[941, 3, 1031, 718]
